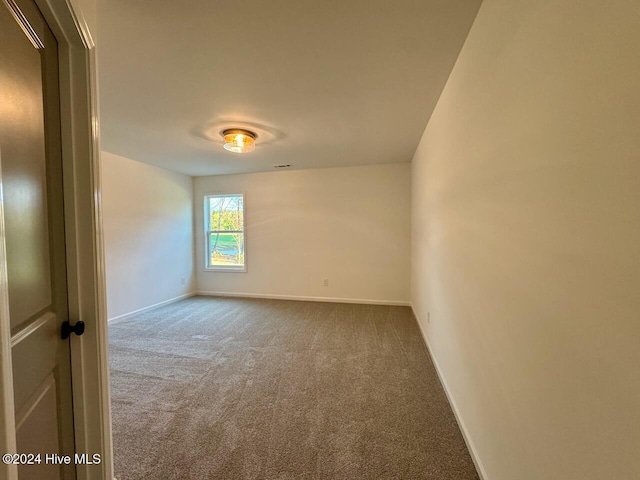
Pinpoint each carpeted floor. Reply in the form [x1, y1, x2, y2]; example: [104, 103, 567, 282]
[109, 296, 479, 480]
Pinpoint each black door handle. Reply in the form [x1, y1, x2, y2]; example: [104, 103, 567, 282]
[61, 320, 85, 339]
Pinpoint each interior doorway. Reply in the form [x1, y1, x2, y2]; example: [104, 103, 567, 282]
[0, 0, 112, 478]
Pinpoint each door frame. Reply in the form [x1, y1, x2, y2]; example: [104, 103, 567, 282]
[0, 1, 112, 479]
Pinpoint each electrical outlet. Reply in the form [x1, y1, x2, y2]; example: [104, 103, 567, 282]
[323, 278, 329, 287]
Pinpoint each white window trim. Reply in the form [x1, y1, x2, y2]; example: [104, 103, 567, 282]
[203, 193, 247, 272]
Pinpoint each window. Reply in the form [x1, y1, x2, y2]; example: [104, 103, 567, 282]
[204, 194, 245, 271]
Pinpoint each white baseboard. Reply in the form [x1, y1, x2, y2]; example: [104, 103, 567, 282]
[411, 305, 488, 480]
[107, 292, 196, 324]
[196, 290, 411, 307]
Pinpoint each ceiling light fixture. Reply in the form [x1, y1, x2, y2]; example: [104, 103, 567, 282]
[222, 128, 257, 153]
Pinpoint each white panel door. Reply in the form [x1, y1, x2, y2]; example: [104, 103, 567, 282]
[0, 0, 76, 478]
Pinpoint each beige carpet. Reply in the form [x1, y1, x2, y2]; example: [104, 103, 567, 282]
[109, 296, 479, 479]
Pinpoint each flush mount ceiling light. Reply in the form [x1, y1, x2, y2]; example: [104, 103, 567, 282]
[222, 128, 257, 153]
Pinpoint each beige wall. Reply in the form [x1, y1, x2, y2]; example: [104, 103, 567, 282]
[101, 152, 195, 319]
[195, 164, 411, 304]
[411, 1, 640, 479]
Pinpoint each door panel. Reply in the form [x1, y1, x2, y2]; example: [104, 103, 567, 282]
[0, 1, 52, 328]
[16, 375, 59, 480]
[0, 0, 75, 478]
[11, 313, 57, 409]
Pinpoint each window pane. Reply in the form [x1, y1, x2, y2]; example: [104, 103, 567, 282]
[208, 232, 244, 267]
[208, 195, 244, 232]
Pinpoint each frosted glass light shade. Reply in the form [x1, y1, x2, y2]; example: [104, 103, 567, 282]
[222, 129, 256, 153]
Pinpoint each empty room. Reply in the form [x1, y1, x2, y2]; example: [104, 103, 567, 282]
[0, 0, 638, 480]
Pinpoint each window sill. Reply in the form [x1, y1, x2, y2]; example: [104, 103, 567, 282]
[204, 266, 247, 273]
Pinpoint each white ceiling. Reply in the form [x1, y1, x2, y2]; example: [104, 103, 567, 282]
[98, 0, 481, 176]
